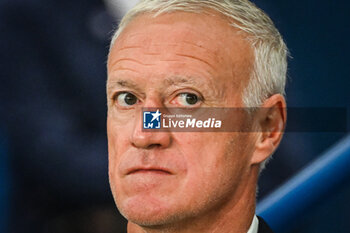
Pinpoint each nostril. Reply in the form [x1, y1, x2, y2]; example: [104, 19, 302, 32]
[146, 144, 162, 149]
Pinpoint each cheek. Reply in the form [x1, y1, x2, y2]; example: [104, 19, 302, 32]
[179, 133, 246, 191]
[176, 134, 233, 186]
[107, 117, 131, 184]
[107, 117, 118, 173]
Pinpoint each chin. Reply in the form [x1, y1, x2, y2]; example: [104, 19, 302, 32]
[117, 195, 185, 227]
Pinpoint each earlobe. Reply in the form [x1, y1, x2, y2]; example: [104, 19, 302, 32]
[250, 94, 287, 165]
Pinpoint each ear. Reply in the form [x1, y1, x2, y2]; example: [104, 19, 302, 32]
[250, 94, 287, 165]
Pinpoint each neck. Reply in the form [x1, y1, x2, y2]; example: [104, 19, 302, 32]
[127, 167, 259, 233]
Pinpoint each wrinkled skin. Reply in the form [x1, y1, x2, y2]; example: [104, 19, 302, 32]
[107, 11, 286, 233]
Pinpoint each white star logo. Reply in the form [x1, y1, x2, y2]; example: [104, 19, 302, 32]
[151, 110, 161, 122]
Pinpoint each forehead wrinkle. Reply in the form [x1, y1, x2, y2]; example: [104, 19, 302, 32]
[107, 79, 145, 96]
[110, 58, 155, 68]
[113, 45, 144, 52]
[112, 67, 141, 74]
[181, 40, 217, 54]
[113, 44, 162, 56]
[113, 33, 221, 74]
[174, 53, 216, 72]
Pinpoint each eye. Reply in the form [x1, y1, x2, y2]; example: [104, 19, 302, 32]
[115, 92, 138, 106]
[173, 93, 201, 106]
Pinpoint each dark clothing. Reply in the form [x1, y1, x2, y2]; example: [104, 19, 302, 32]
[258, 216, 274, 233]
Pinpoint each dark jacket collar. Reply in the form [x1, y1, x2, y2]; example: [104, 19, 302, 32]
[257, 216, 274, 233]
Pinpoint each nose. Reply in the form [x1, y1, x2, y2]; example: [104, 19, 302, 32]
[130, 99, 172, 149]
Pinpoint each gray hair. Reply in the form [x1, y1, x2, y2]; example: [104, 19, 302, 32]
[109, 0, 288, 168]
[110, 0, 288, 108]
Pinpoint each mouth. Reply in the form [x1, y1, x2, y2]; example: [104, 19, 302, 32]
[126, 167, 172, 175]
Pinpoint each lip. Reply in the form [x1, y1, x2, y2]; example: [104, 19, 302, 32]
[126, 167, 172, 175]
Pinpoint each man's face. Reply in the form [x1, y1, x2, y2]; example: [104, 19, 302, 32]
[107, 12, 256, 225]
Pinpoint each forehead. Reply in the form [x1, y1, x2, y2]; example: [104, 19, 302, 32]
[107, 11, 253, 97]
[115, 11, 241, 48]
[111, 10, 251, 56]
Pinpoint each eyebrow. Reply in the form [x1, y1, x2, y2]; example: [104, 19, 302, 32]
[107, 75, 216, 98]
[163, 75, 203, 87]
[163, 75, 221, 97]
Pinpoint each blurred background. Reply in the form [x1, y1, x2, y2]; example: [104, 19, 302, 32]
[0, 0, 349, 232]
